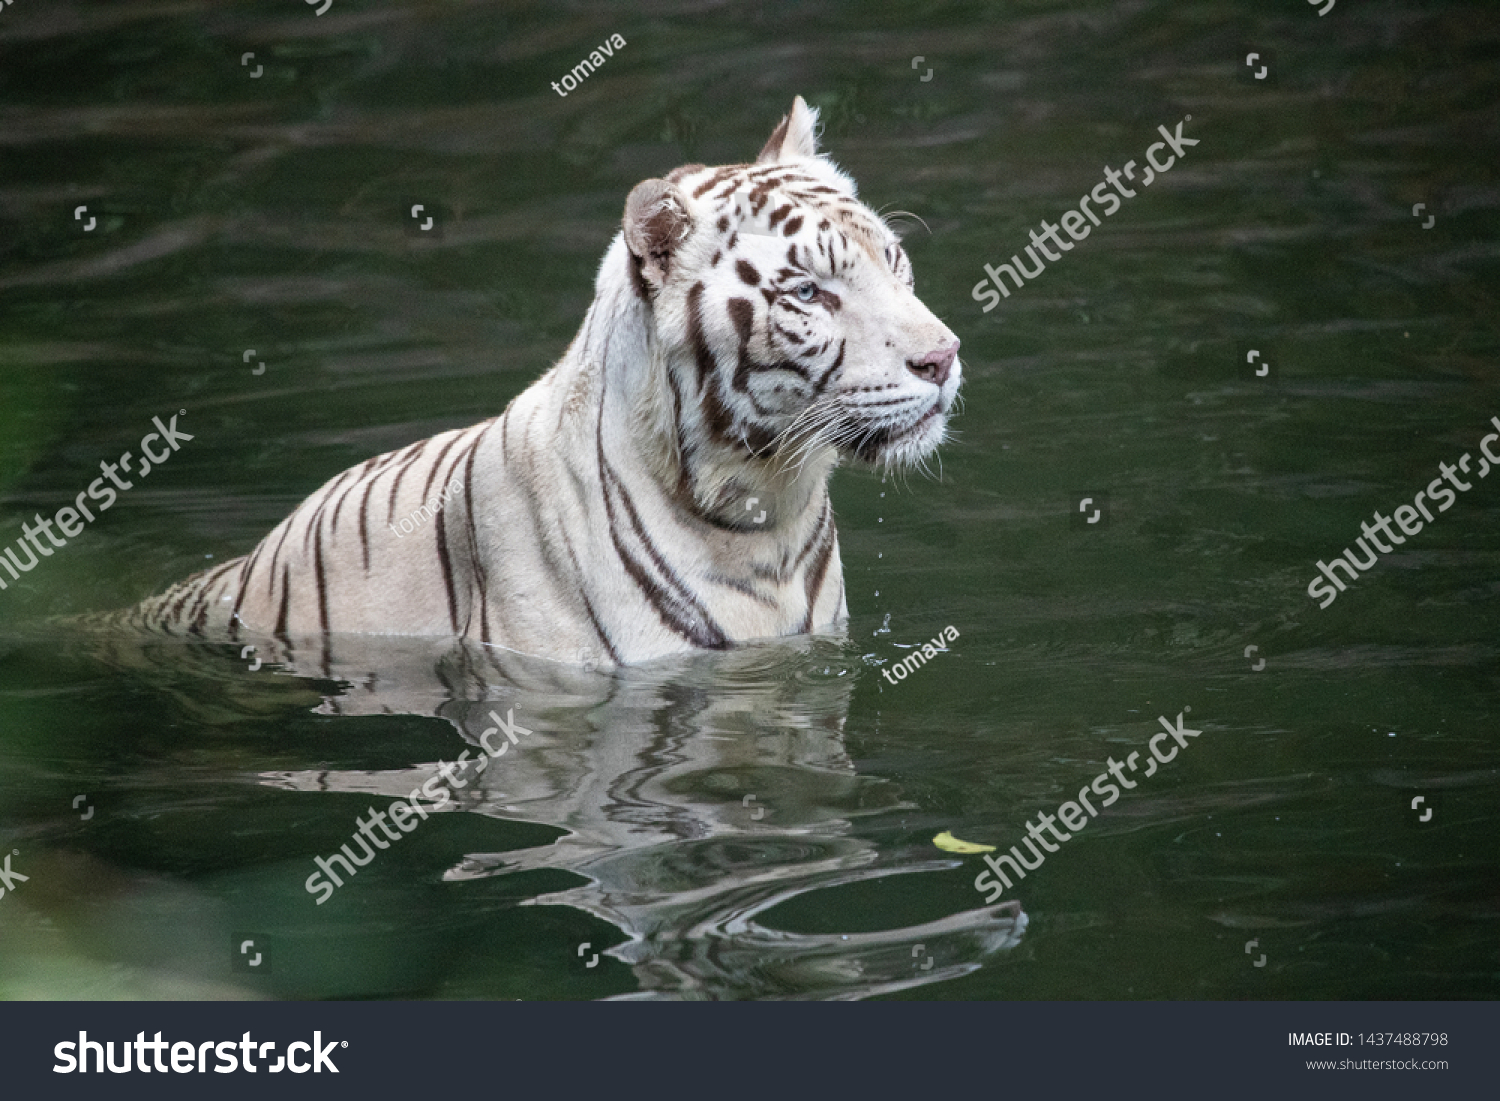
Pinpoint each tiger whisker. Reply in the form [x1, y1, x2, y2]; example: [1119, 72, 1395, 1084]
[769, 397, 834, 450]
[769, 402, 843, 477]
[768, 420, 829, 477]
[880, 209, 932, 237]
[781, 415, 846, 479]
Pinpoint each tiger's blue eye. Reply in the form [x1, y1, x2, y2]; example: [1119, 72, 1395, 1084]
[794, 282, 818, 302]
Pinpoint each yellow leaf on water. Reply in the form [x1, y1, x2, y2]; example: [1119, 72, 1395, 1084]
[932, 830, 995, 854]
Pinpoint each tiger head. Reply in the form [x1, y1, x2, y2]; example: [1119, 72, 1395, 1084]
[617, 96, 961, 525]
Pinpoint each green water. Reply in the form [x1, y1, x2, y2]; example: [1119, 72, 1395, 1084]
[1, 0, 1497, 1000]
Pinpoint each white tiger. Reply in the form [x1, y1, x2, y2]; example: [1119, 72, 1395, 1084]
[128, 97, 963, 666]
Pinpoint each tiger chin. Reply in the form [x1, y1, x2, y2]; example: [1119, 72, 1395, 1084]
[133, 97, 962, 667]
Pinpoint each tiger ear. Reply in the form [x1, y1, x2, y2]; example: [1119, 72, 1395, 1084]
[756, 95, 820, 164]
[624, 178, 694, 289]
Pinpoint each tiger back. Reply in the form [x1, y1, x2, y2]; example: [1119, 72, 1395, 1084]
[128, 97, 963, 667]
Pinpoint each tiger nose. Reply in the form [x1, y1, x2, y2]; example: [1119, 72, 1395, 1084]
[907, 340, 959, 387]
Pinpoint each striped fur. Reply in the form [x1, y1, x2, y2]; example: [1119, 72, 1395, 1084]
[127, 97, 962, 667]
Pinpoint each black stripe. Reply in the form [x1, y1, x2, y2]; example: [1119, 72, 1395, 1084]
[667, 368, 716, 527]
[424, 424, 487, 635]
[726, 297, 819, 406]
[594, 385, 691, 613]
[459, 427, 490, 643]
[358, 471, 378, 573]
[792, 497, 832, 573]
[314, 524, 330, 637]
[511, 402, 554, 551]
[603, 488, 698, 643]
[313, 527, 333, 677]
[302, 468, 358, 556]
[812, 339, 846, 396]
[228, 554, 256, 641]
[627, 248, 652, 301]
[686, 283, 740, 446]
[608, 461, 719, 623]
[164, 583, 196, 633]
[750, 561, 783, 584]
[800, 516, 836, 632]
[666, 368, 689, 467]
[598, 451, 727, 650]
[687, 282, 715, 388]
[739, 358, 814, 392]
[330, 459, 375, 535]
[185, 561, 237, 636]
[190, 589, 213, 635]
[434, 502, 460, 634]
[708, 572, 777, 607]
[274, 564, 292, 645]
[475, 579, 491, 645]
[263, 516, 297, 600]
[692, 167, 737, 198]
[385, 440, 428, 524]
[357, 447, 408, 568]
[420, 431, 466, 505]
[559, 527, 623, 665]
